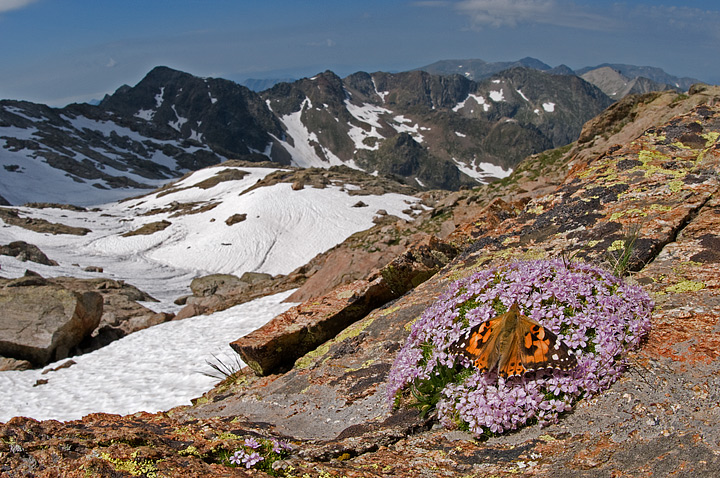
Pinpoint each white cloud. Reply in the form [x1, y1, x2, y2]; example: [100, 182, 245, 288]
[307, 38, 336, 47]
[449, 0, 720, 35]
[452, 0, 612, 31]
[632, 5, 720, 37]
[0, 0, 38, 14]
[106, 57, 118, 68]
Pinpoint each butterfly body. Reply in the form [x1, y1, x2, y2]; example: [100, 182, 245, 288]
[451, 303, 576, 378]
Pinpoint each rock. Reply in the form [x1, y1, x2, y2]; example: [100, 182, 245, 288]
[0, 241, 58, 266]
[50, 277, 165, 347]
[190, 273, 246, 297]
[174, 303, 207, 321]
[380, 235, 458, 295]
[83, 265, 104, 273]
[121, 220, 171, 237]
[239, 271, 273, 284]
[0, 356, 32, 371]
[230, 277, 396, 375]
[352, 200, 368, 208]
[0, 285, 102, 365]
[224, 213, 247, 225]
[175, 271, 296, 320]
[41, 360, 76, 375]
[123, 312, 173, 332]
[0, 208, 91, 235]
[231, 236, 457, 376]
[4, 270, 49, 287]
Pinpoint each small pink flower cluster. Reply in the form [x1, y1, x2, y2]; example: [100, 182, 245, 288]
[387, 259, 653, 437]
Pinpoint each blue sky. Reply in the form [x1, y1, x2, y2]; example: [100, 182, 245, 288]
[1, 0, 718, 106]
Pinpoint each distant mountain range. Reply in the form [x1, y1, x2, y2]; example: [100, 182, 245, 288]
[417, 57, 701, 99]
[0, 57, 701, 206]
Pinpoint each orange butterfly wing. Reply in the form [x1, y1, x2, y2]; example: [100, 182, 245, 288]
[452, 303, 577, 378]
[451, 315, 506, 374]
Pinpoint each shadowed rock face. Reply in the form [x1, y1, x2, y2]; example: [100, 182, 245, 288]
[1, 88, 720, 477]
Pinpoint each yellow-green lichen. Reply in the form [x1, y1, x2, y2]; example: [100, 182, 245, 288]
[99, 451, 159, 477]
[525, 203, 544, 215]
[607, 240, 626, 252]
[665, 280, 705, 294]
[609, 208, 647, 221]
[668, 180, 685, 193]
[178, 445, 204, 457]
[702, 131, 719, 147]
[215, 431, 242, 441]
[404, 315, 421, 331]
[638, 149, 670, 164]
[671, 141, 691, 150]
[294, 315, 376, 370]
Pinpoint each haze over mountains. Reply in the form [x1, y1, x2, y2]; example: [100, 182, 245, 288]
[0, 58, 700, 206]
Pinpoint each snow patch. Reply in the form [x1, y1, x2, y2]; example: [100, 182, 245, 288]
[273, 98, 346, 168]
[543, 102, 556, 112]
[372, 78, 389, 103]
[516, 89, 529, 101]
[453, 94, 490, 113]
[344, 100, 391, 129]
[155, 87, 165, 108]
[455, 131, 467, 138]
[390, 116, 424, 143]
[0, 291, 296, 422]
[489, 90, 505, 102]
[453, 158, 513, 182]
[169, 105, 188, 132]
[135, 109, 155, 120]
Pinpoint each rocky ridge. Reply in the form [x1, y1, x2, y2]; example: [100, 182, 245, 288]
[419, 57, 698, 99]
[1, 86, 720, 476]
[1, 65, 613, 205]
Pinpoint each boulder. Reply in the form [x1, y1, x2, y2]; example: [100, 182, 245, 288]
[224, 213, 247, 225]
[239, 271, 273, 284]
[0, 285, 103, 365]
[0, 241, 58, 266]
[231, 277, 396, 375]
[190, 273, 246, 297]
[0, 356, 32, 371]
[379, 235, 457, 295]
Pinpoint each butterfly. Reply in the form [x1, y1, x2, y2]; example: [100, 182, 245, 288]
[450, 302, 577, 378]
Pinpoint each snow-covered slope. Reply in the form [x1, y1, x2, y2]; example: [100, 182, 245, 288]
[0, 290, 296, 422]
[0, 163, 422, 421]
[0, 164, 421, 308]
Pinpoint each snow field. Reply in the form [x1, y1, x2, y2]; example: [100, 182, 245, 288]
[0, 164, 423, 421]
[0, 290, 296, 422]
